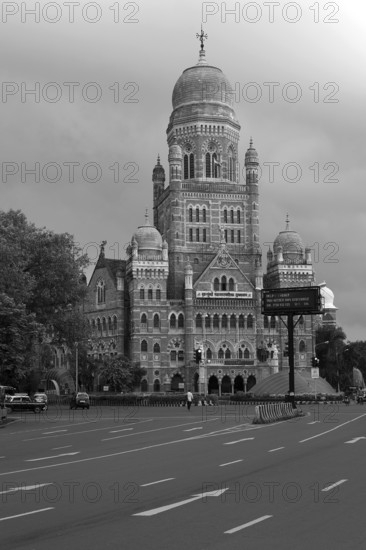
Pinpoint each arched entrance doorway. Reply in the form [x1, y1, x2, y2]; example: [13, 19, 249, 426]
[234, 375, 244, 393]
[247, 375, 256, 392]
[171, 373, 184, 392]
[208, 375, 219, 395]
[141, 379, 148, 392]
[153, 379, 160, 392]
[221, 375, 231, 394]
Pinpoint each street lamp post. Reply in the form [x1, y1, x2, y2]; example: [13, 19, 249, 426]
[75, 342, 78, 394]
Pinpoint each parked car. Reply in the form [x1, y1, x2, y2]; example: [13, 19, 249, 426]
[5, 395, 47, 414]
[33, 393, 48, 408]
[70, 392, 90, 410]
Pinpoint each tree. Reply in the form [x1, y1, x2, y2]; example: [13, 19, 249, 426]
[0, 209, 89, 386]
[315, 325, 348, 390]
[98, 356, 146, 392]
[0, 294, 39, 386]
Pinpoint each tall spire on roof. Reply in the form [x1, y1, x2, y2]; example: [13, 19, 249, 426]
[285, 213, 290, 230]
[196, 25, 208, 65]
[145, 208, 149, 225]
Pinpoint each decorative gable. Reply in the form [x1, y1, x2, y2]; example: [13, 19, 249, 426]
[193, 244, 255, 298]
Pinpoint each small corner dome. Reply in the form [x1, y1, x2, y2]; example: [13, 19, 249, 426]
[320, 283, 336, 309]
[245, 139, 258, 162]
[273, 218, 304, 263]
[132, 214, 163, 257]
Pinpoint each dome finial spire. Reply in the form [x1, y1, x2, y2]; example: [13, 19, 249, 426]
[196, 26, 208, 65]
[145, 208, 149, 225]
[196, 25, 208, 51]
[285, 213, 290, 230]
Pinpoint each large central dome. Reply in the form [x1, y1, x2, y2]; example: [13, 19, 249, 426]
[168, 49, 239, 129]
[172, 63, 235, 110]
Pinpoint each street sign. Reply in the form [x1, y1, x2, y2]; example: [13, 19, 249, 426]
[311, 368, 319, 379]
[261, 286, 322, 315]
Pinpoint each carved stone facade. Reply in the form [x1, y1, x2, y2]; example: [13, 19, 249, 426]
[83, 41, 337, 394]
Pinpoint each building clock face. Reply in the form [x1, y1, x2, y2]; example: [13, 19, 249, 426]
[185, 144, 192, 153]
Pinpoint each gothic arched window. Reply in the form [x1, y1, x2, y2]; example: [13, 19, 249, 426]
[299, 340, 306, 352]
[247, 315, 253, 329]
[196, 314, 202, 329]
[170, 314, 176, 328]
[153, 342, 161, 353]
[239, 314, 245, 328]
[230, 314, 236, 329]
[222, 314, 228, 329]
[214, 278, 220, 291]
[97, 280, 105, 304]
[153, 314, 160, 328]
[178, 313, 184, 328]
[141, 340, 147, 352]
[213, 314, 220, 329]
[140, 287, 145, 300]
[229, 278, 234, 291]
[221, 276, 227, 291]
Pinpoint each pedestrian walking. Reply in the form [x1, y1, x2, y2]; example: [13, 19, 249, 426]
[186, 390, 193, 411]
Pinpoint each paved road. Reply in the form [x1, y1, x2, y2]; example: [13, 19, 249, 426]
[1, 403, 366, 549]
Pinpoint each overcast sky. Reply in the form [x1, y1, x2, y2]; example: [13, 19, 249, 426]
[1, 0, 365, 341]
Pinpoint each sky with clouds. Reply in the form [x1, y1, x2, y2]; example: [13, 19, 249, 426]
[1, 0, 365, 341]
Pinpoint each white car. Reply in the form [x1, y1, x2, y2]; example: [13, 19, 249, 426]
[33, 393, 48, 408]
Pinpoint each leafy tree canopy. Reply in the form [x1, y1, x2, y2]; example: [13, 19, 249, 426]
[0, 209, 89, 385]
[98, 357, 146, 392]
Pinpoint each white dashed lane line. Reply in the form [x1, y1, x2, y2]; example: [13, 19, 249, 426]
[26, 452, 79, 462]
[224, 437, 255, 445]
[322, 480, 347, 492]
[0, 508, 54, 522]
[268, 447, 284, 452]
[140, 478, 175, 487]
[0, 483, 53, 495]
[42, 430, 68, 435]
[220, 460, 243, 467]
[224, 515, 273, 534]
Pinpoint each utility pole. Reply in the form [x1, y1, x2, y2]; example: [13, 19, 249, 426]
[75, 342, 78, 394]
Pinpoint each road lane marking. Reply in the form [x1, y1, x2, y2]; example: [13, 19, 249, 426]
[225, 515, 273, 534]
[0, 424, 269, 477]
[52, 445, 72, 450]
[101, 419, 218, 441]
[299, 413, 366, 443]
[26, 452, 80, 462]
[140, 478, 175, 487]
[220, 460, 243, 467]
[322, 480, 347, 492]
[184, 427, 203, 432]
[0, 508, 54, 522]
[345, 437, 366, 444]
[133, 489, 228, 516]
[42, 429, 68, 434]
[109, 428, 134, 433]
[224, 438, 255, 445]
[308, 421, 320, 424]
[0, 483, 53, 495]
[23, 418, 154, 441]
[268, 447, 284, 453]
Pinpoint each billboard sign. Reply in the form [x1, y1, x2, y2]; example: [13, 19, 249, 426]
[261, 286, 322, 315]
